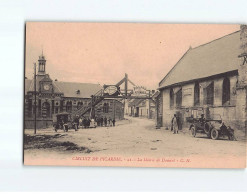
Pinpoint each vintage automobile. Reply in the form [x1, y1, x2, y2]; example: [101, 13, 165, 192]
[52, 112, 78, 132]
[188, 114, 236, 140]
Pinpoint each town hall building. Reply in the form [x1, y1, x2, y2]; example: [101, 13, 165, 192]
[24, 54, 124, 129]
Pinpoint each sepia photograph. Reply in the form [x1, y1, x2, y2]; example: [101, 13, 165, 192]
[24, 22, 246, 168]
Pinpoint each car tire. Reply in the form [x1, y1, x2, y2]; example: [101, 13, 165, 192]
[204, 123, 211, 135]
[211, 128, 219, 140]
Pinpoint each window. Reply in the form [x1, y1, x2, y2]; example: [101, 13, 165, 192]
[206, 81, 214, 105]
[222, 77, 230, 105]
[52, 100, 54, 114]
[176, 88, 182, 108]
[42, 102, 50, 118]
[38, 99, 41, 117]
[194, 81, 200, 106]
[170, 88, 174, 108]
[60, 100, 64, 112]
[77, 102, 83, 109]
[66, 101, 72, 112]
[103, 103, 109, 113]
[39, 63, 45, 72]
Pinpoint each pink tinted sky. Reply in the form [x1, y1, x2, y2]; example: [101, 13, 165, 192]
[25, 23, 239, 89]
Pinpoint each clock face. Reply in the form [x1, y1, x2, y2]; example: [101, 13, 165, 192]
[44, 84, 50, 90]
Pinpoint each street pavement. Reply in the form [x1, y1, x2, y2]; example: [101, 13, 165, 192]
[25, 116, 246, 159]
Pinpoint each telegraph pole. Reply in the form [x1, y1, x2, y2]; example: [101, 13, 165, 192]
[148, 90, 151, 119]
[34, 63, 37, 134]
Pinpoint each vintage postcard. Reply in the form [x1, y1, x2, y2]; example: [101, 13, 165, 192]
[24, 22, 246, 168]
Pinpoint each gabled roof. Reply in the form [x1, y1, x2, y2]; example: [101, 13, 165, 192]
[159, 31, 240, 89]
[53, 81, 102, 98]
[25, 74, 62, 94]
[25, 78, 102, 98]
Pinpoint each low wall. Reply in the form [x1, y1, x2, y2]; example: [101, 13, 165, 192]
[25, 119, 53, 129]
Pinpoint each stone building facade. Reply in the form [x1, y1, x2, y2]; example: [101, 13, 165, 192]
[127, 99, 155, 119]
[25, 55, 124, 129]
[158, 26, 247, 132]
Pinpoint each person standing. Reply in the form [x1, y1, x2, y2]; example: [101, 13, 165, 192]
[83, 118, 87, 129]
[104, 117, 107, 127]
[74, 116, 79, 130]
[96, 117, 100, 126]
[108, 118, 112, 127]
[172, 114, 178, 134]
[79, 117, 83, 127]
[112, 118, 116, 127]
[87, 118, 91, 128]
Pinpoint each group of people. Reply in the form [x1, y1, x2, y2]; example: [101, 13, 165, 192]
[77, 117, 92, 129]
[74, 116, 116, 129]
[171, 113, 206, 134]
[94, 116, 116, 127]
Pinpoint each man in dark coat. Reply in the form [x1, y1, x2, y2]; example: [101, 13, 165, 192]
[74, 116, 79, 130]
[104, 117, 107, 127]
[83, 118, 87, 129]
[87, 118, 91, 128]
[112, 118, 116, 127]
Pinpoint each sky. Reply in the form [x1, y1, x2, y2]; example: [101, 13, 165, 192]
[25, 23, 239, 89]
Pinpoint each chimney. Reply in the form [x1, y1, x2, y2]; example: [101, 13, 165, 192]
[238, 24, 247, 87]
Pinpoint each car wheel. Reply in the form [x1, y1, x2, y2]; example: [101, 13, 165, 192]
[204, 123, 211, 135]
[211, 128, 219, 140]
[191, 126, 196, 137]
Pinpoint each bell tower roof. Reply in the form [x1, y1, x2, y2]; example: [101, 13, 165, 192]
[38, 51, 46, 75]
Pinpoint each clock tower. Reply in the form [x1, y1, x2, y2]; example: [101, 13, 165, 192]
[38, 51, 46, 76]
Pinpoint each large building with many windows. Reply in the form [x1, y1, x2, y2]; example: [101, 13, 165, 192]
[24, 54, 124, 129]
[157, 26, 247, 132]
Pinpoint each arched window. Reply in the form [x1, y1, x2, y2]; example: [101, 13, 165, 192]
[222, 77, 230, 105]
[170, 88, 174, 108]
[206, 81, 214, 105]
[176, 88, 182, 108]
[60, 100, 64, 112]
[194, 81, 200, 106]
[42, 102, 50, 118]
[66, 101, 72, 113]
[77, 101, 83, 109]
[103, 103, 109, 113]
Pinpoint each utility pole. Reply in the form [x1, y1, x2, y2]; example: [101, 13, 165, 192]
[34, 63, 37, 134]
[113, 99, 116, 120]
[125, 73, 128, 97]
[148, 90, 151, 119]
